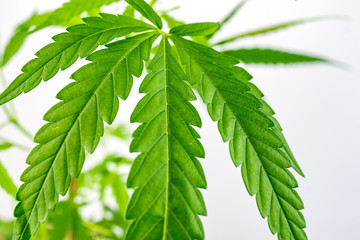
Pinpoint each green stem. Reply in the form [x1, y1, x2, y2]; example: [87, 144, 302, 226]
[10, 119, 33, 140]
[0, 121, 8, 130]
[0, 136, 31, 152]
[0, 66, 33, 140]
[0, 67, 18, 118]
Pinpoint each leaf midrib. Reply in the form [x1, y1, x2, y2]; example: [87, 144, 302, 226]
[162, 35, 171, 240]
[17, 32, 156, 240]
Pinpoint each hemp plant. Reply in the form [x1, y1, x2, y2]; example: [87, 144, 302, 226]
[0, 0, 332, 239]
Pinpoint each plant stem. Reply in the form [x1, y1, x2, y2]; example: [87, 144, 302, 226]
[0, 67, 18, 118]
[0, 136, 31, 151]
[69, 177, 78, 201]
[0, 121, 8, 130]
[0, 66, 33, 140]
[10, 119, 33, 140]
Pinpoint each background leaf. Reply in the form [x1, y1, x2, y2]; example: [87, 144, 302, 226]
[0, 0, 121, 66]
[214, 16, 336, 46]
[0, 160, 17, 198]
[170, 22, 220, 37]
[224, 48, 326, 64]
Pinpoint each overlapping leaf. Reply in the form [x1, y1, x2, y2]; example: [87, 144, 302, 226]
[0, 13, 155, 105]
[224, 48, 326, 64]
[172, 36, 307, 240]
[13, 31, 158, 240]
[126, 36, 207, 239]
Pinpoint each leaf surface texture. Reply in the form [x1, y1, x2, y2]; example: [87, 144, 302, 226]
[173, 36, 307, 240]
[126, 36, 206, 240]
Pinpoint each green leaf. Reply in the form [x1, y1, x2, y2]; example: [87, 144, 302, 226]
[48, 201, 91, 240]
[161, 13, 184, 28]
[0, 220, 14, 239]
[220, 0, 248, 27]
[224, 48, 326, 64]
[0, 142, 13, 150]
[111, 172, 129, 229]
[0, 160, 18, 198]
[214, 16, 334, 46]
[125, 0, 163, 29]
[231, 68, 304, 176]
[170, 22, 220, 37]
[47, 202, 73, 240]
[0, 13, 155, 106]
[173, 36, 307, 240]
[125, 36, 207, 239]
[1, 0, 121, 66]
[205, 0, 248, 40]
[13, 31, 158, 240]
[105, 124, 131, 140]
[1, 13, 51, 67]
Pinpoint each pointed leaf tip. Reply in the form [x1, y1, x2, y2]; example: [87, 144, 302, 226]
[125, 0, 163, 29]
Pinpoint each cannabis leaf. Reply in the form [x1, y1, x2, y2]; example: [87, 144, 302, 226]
[172, 36, 307, 240]
[126, 36, 207, 239]
[224, 48, 326, 64]
[0, 13, 155, 106]
[1, 0, 120, 66]
[13, 31, 158, 240]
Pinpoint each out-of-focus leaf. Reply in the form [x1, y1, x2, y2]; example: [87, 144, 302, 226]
[0, 220, 13, 239]
[170, 22, 220, 37]
[105, 124, 130, 140]
[48, 201, 91, 240]
[224, 48, 326, 64]
[161, 13, 183, 28]
[0, 160, 17, 198]
[1, 13, 51, 67]
[1, 0, 120, 66]
[206, 0, 248, 39]
[111, 173, 129, 228]
[0, 142, 13, 150]
[47, 202, 73, 240]
[220, 0, 248, 27]
[214, 16, 335, 46]
[83, 222, 117, 239]
[123, 5, 135, 17]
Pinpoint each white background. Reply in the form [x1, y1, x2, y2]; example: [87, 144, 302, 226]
[0, 0, 359, 239]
